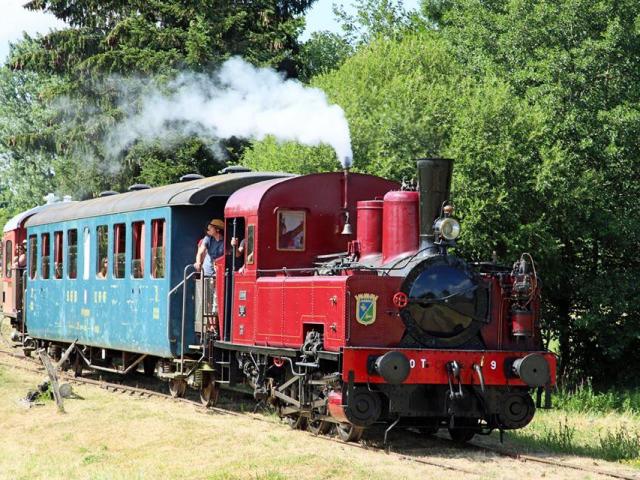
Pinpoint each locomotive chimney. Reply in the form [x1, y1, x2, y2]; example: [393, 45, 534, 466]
[417, 158, 453, 249]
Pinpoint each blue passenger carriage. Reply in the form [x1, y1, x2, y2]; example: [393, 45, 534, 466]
[22, 172, 286, 376]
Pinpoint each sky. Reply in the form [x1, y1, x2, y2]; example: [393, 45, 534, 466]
[0, 0, 422, 62]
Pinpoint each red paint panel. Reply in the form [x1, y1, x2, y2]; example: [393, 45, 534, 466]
[342, 348, 557, 386]
[254, 276, 348, 350]
[255, 277, 284, 345]
[232, 275, 256, 344]
[346, 274, 404, 347]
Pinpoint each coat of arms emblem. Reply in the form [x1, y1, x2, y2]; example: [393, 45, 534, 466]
[355, 293, 378, 326]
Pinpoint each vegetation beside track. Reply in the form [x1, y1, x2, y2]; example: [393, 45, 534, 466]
[496, 409, 640, 467]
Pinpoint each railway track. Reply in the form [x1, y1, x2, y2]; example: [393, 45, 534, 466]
[0, 346, 638, 480]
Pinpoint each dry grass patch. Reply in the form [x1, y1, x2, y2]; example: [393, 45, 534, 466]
[0, 364, 455, 480]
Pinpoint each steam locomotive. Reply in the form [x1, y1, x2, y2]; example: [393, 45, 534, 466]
[1, 159, 555, 442]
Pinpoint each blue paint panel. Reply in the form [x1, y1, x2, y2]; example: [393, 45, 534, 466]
[26, 207, 174, 357]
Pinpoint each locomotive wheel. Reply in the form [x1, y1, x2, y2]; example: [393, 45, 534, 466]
[448, 418, 479, 443]
[169, 378, 187, 398]
[200, 379, 219, 407]
[336, 423, 364, 442]
[308, 419, 331, 435]
[286, 414, 307, 430]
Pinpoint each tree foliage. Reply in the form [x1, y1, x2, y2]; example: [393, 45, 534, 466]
[0, 0, 316, 211]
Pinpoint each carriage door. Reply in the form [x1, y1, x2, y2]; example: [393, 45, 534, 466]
[223, 217, 245, 342]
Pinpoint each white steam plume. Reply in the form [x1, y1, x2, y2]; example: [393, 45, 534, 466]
[107, 57, 353, 168]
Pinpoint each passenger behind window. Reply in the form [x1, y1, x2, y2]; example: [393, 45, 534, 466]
[97, 257, 108, 279]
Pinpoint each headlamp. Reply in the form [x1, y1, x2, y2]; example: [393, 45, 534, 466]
[435, 217, 461, 241]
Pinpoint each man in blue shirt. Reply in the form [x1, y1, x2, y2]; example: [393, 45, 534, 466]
[194, 219, 225, 276]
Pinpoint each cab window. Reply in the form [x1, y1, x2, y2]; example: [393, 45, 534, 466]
[277, 210, 305, 251]
[246, 225, 255, 265]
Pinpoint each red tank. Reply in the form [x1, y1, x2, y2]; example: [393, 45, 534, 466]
[382, 190, 419, 264]
[356, 200, 383, 258]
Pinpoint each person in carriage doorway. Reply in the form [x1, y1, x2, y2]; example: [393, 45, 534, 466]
[13, 241, 27, 269]
[194, 219, 225, 276]
[12, 241, 27, 334]
[193, 219, 225, 337]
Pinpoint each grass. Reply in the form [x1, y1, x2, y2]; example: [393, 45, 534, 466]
[0, 362, 460, 480]
[491, 379, 640, 466]
[554, 381, 640, 415]
[500, 409, 640, 468]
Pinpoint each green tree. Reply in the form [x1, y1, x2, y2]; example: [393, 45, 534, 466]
[0, 67, 60, 216]
[297, 31, 353, 82]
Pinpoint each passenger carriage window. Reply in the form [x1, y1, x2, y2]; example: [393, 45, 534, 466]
[113, 223, 126, 279]
[28, 236, 37, 279]
[0, 241, 3, 277]
[4, 240, 12, 278]
[83, 227, 90, 280]
[131, 221, 145, 279]
[96, 225, 108, 280]
[151, 219, 165, 279]
[41, 233, 50, 279]
[246, 225, 255, 265]
[53, 231, 63, 279]
[277, 210, 305, 251]
[67, 229, 77, 279]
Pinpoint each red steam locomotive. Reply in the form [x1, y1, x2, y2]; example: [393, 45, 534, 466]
[208, 158, 556, 442]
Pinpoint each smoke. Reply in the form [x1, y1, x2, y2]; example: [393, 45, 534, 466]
[107, 57, 353, 168]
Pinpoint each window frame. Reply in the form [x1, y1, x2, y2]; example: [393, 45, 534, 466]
[112, 223, 126, 279]
[96, 225, 109, 280]
[40, 232, 50, 279]
[53, 231, 63, 279]
[246, 224, 255, 265]
[151, 219, 165, 279]
[28, 236, 37, 279]
[82, 227, 91, 280]
[67, 229, 78, 280]
[4, 240, 12, 278]
[131, 221, 145, 279]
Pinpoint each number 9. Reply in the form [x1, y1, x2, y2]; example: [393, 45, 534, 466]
[490, 360, 497, 370]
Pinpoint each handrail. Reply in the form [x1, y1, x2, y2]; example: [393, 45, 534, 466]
[166, 265, 197, 359]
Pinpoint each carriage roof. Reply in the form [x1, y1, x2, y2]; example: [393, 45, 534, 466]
[25, 172, 291, 227]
